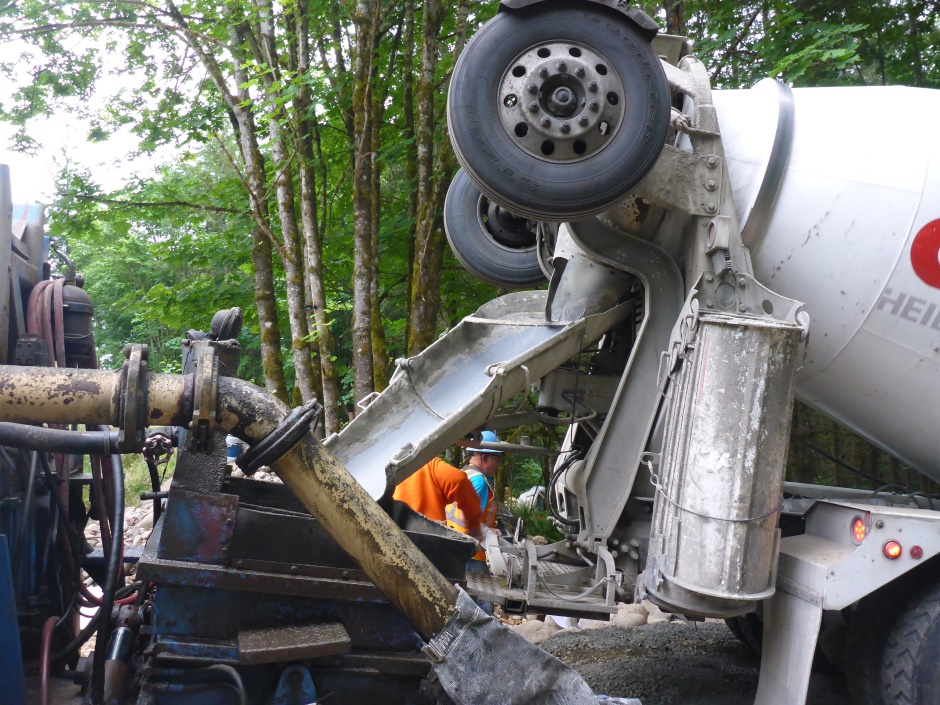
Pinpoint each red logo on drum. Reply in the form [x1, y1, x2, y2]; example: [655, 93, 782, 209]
[911, 220, 940, 289]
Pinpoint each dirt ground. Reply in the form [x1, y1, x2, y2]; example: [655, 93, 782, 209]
[544, 621, 848, 705]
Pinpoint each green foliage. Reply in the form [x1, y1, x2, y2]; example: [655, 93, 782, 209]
[510, 502, 564, 543]
[4, 0, 939, 457]
[122, 452, 176, 507]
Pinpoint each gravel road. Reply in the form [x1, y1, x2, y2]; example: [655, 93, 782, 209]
[543, 621, 848, 705]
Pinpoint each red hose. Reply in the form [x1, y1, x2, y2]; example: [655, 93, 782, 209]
[40, 615, 58, 705]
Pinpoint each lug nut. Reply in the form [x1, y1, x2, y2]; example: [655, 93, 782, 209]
[575, 66, 585, 77]
[526, 82, 538, 95]
[588, 99, 599, 112]
[560, 122, 571, 134]
[578, 115, 589, 127]
[528, 101, 539, 113]
[538, 67, 549, 78]
[541, 116, 552, 128]
[556, 61, 567, 72]
[588, 80, 598, 92]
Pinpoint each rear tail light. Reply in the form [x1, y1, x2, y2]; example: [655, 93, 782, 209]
[883, 540, 903, 560]
[852, 516, 867, 544]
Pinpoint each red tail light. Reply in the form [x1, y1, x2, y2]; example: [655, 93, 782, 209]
[883, 540, 902, 560]
[852, 516, 867, 544]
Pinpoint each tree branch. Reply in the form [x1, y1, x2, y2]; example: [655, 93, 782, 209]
[72, 195, 241, 214]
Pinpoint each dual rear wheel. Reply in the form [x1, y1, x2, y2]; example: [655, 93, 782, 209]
[443, 3, 671, 283]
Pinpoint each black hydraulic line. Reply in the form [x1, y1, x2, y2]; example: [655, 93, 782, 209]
[0, 422, 120, 455]
[37, 454, 83, 629]
[12, 452, 41, 599]
[90, 451, 124, 705]
[143, 456, 163, 522]
[548, 449, 583, 526]
[148, 665, 248, 705]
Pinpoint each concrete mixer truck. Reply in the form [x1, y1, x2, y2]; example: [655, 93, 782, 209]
[400, 2, 939, 704]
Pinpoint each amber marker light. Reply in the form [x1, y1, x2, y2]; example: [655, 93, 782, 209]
[883, 540, 903, 560]
[852, 516, 867, 544]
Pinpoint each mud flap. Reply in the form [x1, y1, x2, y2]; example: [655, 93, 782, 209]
[754, 587, 823, 705]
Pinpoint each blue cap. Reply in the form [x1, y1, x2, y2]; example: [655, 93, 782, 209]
[465, 430, 504, 454]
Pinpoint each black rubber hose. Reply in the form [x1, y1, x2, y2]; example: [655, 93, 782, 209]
[144, 455, 162, 522]
[0, 423, 120, 455]
[90, 451, 124, 705]
[548, 449, 583, 526]
[149, 665, 248, 705]
[12, 452, 41, 597]
[37, 454, 83, 628]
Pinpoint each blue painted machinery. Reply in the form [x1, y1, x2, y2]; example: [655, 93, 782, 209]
[0, 165, 474, 705]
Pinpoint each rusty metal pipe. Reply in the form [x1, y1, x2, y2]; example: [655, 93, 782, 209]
[216, 376, 458, 638]
[0, 365, 459, 639]
[270, 435, 458, 639]
[0, 366, 191, 427]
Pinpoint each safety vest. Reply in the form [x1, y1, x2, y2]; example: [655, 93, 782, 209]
[446, 467, 496, 561]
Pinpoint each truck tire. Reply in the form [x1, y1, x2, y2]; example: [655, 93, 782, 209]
[444, 168, 547, 288]
[843, 591, 897, 705]
[881, 581, 940, 705]
[447, 4, 670, 221]
[725, 613, 763, 656]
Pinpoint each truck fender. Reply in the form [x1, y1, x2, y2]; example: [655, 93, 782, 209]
[497, 0, 660, 42]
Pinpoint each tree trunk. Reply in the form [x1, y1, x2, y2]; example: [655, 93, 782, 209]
[251, 227, 289, 402]
[165, 3, 289, 401]
[245, 0, 316, 404]
[401, 0, 417, 346]
[371, 87, 391, 391]
[663, 0, 686, 35]
[351, 0, 379, 405]
[407, 0, 467, 355]
[290, 0, 341, 433]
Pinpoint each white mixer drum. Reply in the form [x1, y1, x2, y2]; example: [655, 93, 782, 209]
[714, 81, 940, 479]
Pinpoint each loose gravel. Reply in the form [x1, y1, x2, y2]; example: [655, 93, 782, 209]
[543, 620, 848, 705]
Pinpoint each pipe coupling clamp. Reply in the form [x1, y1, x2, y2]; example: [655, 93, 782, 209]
[117, 343, 149, 453]
[237, 398, 323, 475]
[189, 345, 219, 453]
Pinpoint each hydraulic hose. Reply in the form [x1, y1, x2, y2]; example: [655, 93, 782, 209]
[90, 452, 124, 705]
[12, 451, 40, 601]
[0, 423, 120, 455]
[39, 615, 58, 705]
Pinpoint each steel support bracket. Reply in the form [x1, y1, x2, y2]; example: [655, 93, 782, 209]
[117, 343, 149, 453]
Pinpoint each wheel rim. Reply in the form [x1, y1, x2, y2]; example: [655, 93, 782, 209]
[476, 194, 537, 252]
[498, 40, 625, 163]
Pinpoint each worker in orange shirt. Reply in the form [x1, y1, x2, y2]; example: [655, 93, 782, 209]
[393, 457, 486, 541]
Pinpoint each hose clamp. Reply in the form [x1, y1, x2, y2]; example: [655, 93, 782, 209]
[236, 399, 323, 475]
[117, 343, 149, 453]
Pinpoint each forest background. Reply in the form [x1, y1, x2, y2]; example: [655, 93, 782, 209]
[1, 0, 939, 500]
